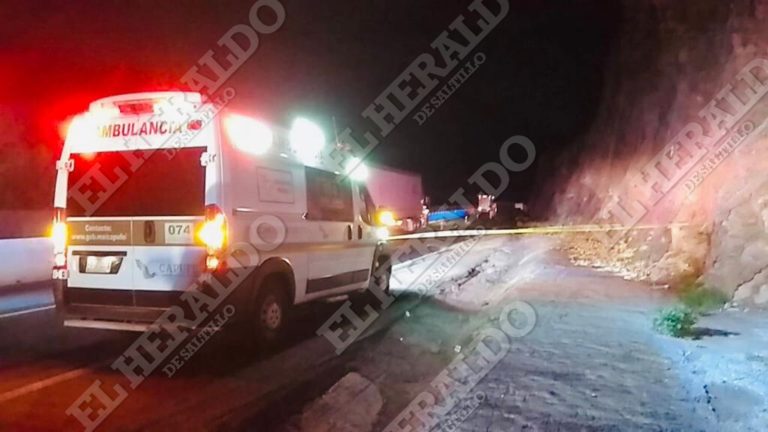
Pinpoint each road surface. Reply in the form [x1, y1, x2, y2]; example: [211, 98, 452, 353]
[0, 235, 765, 431]
[0, 236, 465, 430]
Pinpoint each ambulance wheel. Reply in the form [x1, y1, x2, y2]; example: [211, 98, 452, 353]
[371, 255, 392, 296]
[252, 278, 288, 347]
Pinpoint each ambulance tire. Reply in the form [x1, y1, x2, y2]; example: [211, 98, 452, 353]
[371, 254, 392, 296]
[350, 254, 391, 308]
[251, 276, 289, 349]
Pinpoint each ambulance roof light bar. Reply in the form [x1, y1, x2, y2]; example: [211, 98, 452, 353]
[289, 117, 325, 164]
[88, 91, 203, 116]
[225, 113, 273, 156]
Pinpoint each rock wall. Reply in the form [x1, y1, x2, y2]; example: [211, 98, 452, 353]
[539, 0, 768, 307]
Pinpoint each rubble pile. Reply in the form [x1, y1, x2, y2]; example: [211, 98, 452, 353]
[561, 226, 706, 287]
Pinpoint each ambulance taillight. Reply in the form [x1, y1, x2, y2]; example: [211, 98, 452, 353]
[198, 205, 228, 271]
[51, 208, 68, 279]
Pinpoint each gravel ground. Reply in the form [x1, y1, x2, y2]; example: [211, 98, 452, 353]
[283, 235, 768, 431]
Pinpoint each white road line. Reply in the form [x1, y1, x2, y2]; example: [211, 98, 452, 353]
[0, 360, 110, 405]
[0, 305, 55, 320]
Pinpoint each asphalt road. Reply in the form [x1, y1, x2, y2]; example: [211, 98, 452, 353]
[1, 234, 745, 431]
[0, 281, 54, 318]
[0, 237, 458, 431]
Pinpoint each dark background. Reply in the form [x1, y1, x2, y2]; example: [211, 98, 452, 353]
[0, 0, 620, 209]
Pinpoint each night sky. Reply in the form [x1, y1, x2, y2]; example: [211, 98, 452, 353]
[0, 0, 619, 206]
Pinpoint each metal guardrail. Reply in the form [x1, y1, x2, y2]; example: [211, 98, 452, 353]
[0, 237, 52, 286]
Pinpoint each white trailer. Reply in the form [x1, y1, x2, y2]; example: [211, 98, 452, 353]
[366, 165, 425, 232]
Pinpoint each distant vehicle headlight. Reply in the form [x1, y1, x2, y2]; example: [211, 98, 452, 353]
[377, 210, 397, 227]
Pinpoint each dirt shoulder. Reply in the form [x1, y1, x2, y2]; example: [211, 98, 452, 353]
[273, 235, 768, 431]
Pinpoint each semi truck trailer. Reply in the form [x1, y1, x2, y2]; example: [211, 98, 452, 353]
[366, 165, 425, 233]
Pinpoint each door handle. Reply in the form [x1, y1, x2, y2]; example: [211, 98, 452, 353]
[357, 225, 363, 240]
[144, 221, 156, 244]
[346, 225, 353, 241]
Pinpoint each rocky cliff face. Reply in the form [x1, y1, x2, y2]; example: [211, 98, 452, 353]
[540, 0, 768, 307]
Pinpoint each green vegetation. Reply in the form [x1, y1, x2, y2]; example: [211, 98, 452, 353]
[678, 280, 729, 313]
[653, 280, 729, 338]
[653, 307, 697, 337]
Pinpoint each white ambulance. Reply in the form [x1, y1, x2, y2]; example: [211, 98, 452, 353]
[51, 91, 391, 340]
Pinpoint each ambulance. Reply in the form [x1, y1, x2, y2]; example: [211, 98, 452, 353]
[51, 91, 391, 341]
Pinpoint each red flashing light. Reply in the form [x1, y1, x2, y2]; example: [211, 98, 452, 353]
[188, 119, 203, 131]
[118, 102, 155, 115]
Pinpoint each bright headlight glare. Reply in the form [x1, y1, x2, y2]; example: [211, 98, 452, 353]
[377, 210, 397, 227]
[225, 114, 273, 155]
[344, 157, 369, 181]
[289, 118, 325, 163]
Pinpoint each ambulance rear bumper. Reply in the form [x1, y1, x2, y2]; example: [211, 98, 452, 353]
[55, 281, 190, 331]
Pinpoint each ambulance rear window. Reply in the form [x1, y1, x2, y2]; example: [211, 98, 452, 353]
[66, 148, 205, 217]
